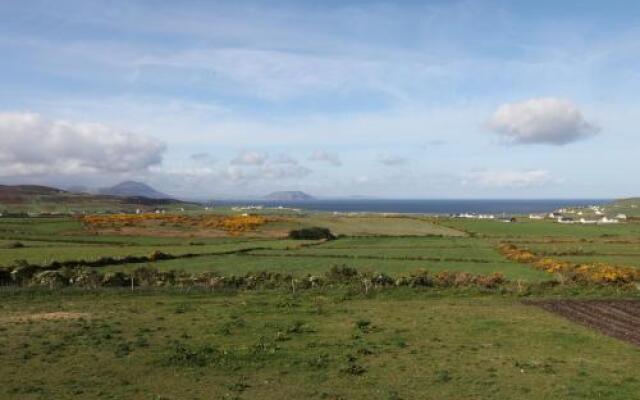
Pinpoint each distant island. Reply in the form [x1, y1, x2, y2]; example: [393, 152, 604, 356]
[264, 191, 314, 201]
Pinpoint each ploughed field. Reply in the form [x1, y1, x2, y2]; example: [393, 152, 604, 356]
[3, 212, 640, 399]
[533, 300, 640, 346]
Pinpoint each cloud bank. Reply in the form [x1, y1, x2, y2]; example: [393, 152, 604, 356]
[309, 150, 341, 166]
[230, 150, 268, 166]
[488, 98, 599, 145]
[463, 169, 555, 188]
[377, 154, 408, 166]
[0, 112, 165, 176]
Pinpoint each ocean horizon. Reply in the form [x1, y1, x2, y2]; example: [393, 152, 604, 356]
[212, 199, 610, 215]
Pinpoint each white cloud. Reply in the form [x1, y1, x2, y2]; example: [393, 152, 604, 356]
[260, 163, 311, 179]
[230, 150, 268, 166]
[463, 169, 557, 188]
[377, 154, 408, 166]
[223, 151, 311, 182]
[309, 150, 341, 166]
[271, 153, 299, 165]
[0, 112, 165, 176]
[487, 98, 599, 145]
[189, 152, 216, 165]
[224, 163, 311, 182]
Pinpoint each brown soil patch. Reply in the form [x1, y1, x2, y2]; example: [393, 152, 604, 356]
[531, 300, 640, 346]
[3, 312, 90, 323]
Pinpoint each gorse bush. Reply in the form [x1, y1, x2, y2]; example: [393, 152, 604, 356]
[288, 227, 336, 240]
[82, 213, 269, 234]
[498, 242, 640, 285]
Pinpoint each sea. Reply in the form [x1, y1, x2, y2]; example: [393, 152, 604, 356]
[212, 199, 610, 215]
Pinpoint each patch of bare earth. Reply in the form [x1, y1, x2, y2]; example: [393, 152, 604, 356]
[531, 300, 640, 346]
[3, 312, 90, 323]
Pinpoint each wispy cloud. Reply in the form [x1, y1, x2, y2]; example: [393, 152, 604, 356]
[377, 154, 408, 166]
[190, 152, 216, 165]
[230, 150, 268, 166]
[309, 150, 342, 166]
[462, 169, 559, 188]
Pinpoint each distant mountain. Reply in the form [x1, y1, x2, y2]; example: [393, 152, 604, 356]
[99, 181, 169, 199]
[66, 185, 90, 194]
[264, 191, 314, 201]
[0, 184, 65, 200]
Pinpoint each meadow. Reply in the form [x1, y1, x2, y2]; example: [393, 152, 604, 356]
[2, 210, 640, 399]
[3, 289, 640, 400]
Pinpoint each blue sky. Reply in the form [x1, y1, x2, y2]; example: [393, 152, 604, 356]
[1, 0, 639, 199]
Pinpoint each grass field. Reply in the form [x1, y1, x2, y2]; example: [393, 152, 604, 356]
[4, 214, 640, 279]
[2, 289, 640, 400]
[3, 211, 640, 399]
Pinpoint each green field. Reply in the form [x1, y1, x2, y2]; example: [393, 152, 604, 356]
[2, 289, 640, 400]
[0, 216, 548, 281]
[4, 214, 640, 279]
[3, 211, 640, 399]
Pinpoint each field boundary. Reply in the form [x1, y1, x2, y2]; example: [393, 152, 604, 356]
[241, 251, 498, 264]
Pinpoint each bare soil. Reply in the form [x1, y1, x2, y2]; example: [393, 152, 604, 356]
[531, 300, 640, 346]
[3, 312, 90, 323]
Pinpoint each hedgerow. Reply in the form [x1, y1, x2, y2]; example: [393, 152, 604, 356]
[498, 242, 640, 285]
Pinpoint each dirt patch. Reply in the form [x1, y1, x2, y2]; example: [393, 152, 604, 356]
[531, 300, 640, 346]
[3, 312, 90, 323]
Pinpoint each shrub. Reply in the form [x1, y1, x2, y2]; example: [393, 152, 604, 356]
[132, 267, 160, 286]
[288, 227, 336, 240]
[474, 272, 505, 288]
[149, 251, 171, 262]
[0, 268, 12, 284]
[68, 268, 102, 287]
[31, 270, 67, 288]
[406, 270, 433, 287]
[325, 265, 359, 282]
[10, 260, 39, 284]
[102, 272, 130, 287]
[370, 272, 394, 287]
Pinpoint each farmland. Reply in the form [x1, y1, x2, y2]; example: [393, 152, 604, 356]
[2, 208, 640, 399]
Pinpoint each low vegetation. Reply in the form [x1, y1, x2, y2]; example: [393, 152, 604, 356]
[82, 213, 270, 234]
[2, 209, 640, 399]
[288, 227, 336, 240]
[498, 242, 640, 285]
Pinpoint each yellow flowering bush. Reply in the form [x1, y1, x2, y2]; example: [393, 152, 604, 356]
[81, 213, 269, 234]
[498, 242, 640, 285]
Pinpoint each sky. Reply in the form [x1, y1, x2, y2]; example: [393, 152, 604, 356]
[1, 0, 639, 199]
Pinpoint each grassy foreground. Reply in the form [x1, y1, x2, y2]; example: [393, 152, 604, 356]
[2, 288, 640, 400]
[3, 211, 640, 399]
